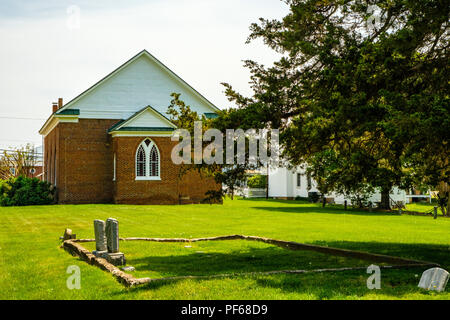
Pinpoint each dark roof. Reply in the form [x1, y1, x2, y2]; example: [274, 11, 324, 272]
[116, 127, 175, 132]
[204, 112, 219, 119]
[56, 109, 80, 115]
[108, 120, 126, 132]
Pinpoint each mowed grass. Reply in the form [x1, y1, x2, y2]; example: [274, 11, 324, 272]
[405, 201, 440, 214]
[82, 240, 376, 279]
[0, 198, 448, 300]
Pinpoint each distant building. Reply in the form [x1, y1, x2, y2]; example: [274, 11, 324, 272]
[0, 146, 43, 180]
[268, 166, 423, 206]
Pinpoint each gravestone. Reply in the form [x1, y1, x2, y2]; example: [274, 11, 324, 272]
[63, 228, 76, 240]
[418, 267, 449, 292]
[106, 218, 119, 253]
[105, 218, 125, 266]
[92, 220, 107, 257]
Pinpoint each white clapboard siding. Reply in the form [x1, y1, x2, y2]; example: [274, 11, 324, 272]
[64, 52, 217, 120]
[125, 109, 171, 128]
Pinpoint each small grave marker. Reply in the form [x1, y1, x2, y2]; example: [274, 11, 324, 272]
[63, 228, 76, 240]
[418, 267, 449, 292]
[105, 218, 126, 266]
[93, 220, 107, 257]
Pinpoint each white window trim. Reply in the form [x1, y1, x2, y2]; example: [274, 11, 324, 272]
[135, 176, 161, 181]
[135, 138, 161, 180]
[113, 153, 116, 181]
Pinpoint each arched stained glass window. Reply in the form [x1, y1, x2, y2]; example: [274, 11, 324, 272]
[150, 145, 159, 176]
[136, 145, 146, 177]
[135, 139, 160, 180]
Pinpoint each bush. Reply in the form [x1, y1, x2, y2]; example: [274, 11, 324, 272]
[247, 175, 267, 189]
[295, 196, 309, 201]
[307, 192, 321, 203]
[0, 176, 55, 206]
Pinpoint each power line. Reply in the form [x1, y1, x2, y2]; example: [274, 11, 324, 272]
[0, 149, 43, 154]
[0, 139, 41, 142]
[0, 116, 45, 120]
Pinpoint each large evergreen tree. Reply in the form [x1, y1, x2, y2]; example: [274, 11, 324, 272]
[223, 0, 449, 208]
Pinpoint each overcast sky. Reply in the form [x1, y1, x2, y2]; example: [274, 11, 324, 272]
[0, 0, 288, 150]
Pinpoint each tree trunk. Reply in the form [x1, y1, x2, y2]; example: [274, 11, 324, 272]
[437, 190, 448, 216]
[322, 196, 326, 207]
[447, 195, 449, 217]
[380, 187, 391, 210]
[441, 193, 449, 216]
[440, 204, 447, 216]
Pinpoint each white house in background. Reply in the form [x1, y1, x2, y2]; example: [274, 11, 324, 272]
[268, 166, 408, 205]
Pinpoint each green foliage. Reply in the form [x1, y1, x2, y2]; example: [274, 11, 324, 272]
[0, 176, 55, 206]
[347, 185, 375, 209]
[307, 192, 320, 203]
[167, 93, 213, 133]
[0, 144, 39, 180]
[202, 190, 224, 204]
[213, 165, 248, 200]
[167, 93, 257, 200]
[247, 174, 267, 188]
[223, 0, 450, 209]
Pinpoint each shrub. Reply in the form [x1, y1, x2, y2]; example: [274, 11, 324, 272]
[247, 175, 267, 189]
[202, 189, 224, 204]
[307, 191, 320, 203]
[0, 176, 55, 206]
[295, 196, 309, 201]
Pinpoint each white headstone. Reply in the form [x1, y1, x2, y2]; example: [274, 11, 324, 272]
[418, 267, 449, 292]
[106, 218, 120, 253]
[93, 220, 107, 252]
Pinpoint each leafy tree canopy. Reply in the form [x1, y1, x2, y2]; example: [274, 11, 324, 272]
[223, 0, 449, 208]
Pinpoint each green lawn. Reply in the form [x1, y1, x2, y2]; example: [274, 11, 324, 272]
[405, 201, 440, 214]
[82, 239, 380, 280]
[0, 198, 448, 300]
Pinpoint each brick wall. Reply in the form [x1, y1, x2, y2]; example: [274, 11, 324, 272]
[44, 125, 59, 188]
[44, 119, 221, 204]
[113, 136, 221, 204]
[53, 119, 119, 203]
[178, 168, 221, 204]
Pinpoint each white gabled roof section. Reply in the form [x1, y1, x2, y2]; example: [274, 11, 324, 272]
[55, 49, 220, 117]
[40, 49, 220, 136]
[111, 106, 177, 132]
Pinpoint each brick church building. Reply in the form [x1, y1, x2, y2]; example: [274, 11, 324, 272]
[39, 50, 220, 204]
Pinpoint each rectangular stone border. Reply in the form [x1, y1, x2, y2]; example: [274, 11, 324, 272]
[62, 235, 439, 287]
